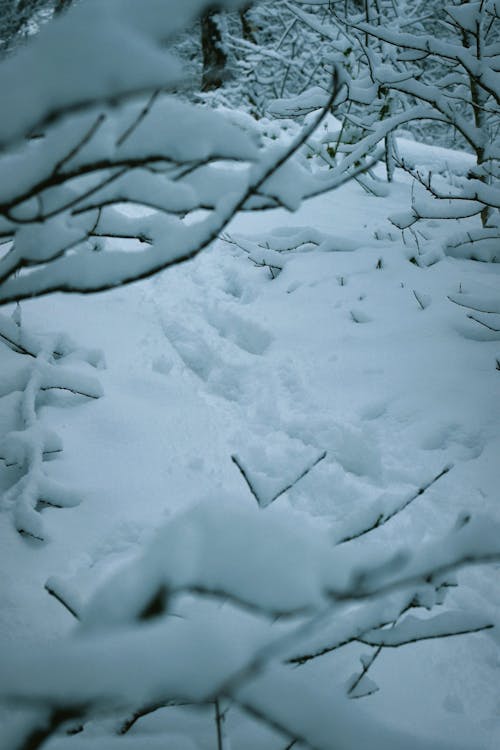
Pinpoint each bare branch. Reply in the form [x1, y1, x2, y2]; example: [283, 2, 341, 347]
[466, 313, 500, 332]
[52, 114, 106, 175]
[231, 450, 327, 508]
[337, 465, 452, 544]
[44, 582, 81, 621]
[116, 90, 160, 148]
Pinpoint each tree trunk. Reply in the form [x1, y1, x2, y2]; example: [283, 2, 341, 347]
[201, 11, 227, 91]
[240, 5, 255, 43]
[463, 18, 492, 227]
[54, 0, 73, 15]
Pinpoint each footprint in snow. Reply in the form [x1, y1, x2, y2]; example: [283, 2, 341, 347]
[420, 422, 483, 460]
[204, 305, 273, 356]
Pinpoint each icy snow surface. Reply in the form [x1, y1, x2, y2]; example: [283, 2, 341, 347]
[1, 152, 499, 748]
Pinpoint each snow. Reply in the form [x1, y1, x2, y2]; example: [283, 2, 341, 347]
[0, 7, 181, 150]
[267, 87, 329, 117]
[0, 0, 249, 150]
[1, 10, 500, 742]
[1, 159, 499, 747]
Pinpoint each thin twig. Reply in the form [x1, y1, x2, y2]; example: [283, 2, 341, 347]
[53, 114, 106, 175]
[412, 289, 426, 310]
[44, 582, 81, 621]
[467, 313, 500, 332]
[116, 91, 160, 148]
[90, 232, 153, 245]
[447, 295, 500, 314]
[230, 454, 261, 504]
[348, 645, 382, 698]
[338, 465, 452, 544]
[359, 622, 493, 648]
[215, 699, 225, 750]
[0, 330, 35, 356]
[40, 385, 101, 399]
[0, 449, 62, 466]
[231, 450, 327, 508]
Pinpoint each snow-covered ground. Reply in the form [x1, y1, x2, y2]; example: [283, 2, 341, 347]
[1, 145, 499, 748]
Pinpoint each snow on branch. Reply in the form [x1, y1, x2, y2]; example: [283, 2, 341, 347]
[286, 0, 499, 249]
[0, 310, 103, 540]
[231, 450, 327, 508]
[0, 0, 250, 152]
[359, 610, 493, 648]
[0, 65, 345, 304]
[2, 501, 498, 750]
[351, 15, 500, 107]
[335, 464, 452, 544]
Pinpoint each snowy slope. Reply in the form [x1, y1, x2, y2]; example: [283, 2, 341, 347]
[1, 157, 499, 748]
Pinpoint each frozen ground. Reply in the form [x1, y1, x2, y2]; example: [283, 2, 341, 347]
[1, 140, 499, 748]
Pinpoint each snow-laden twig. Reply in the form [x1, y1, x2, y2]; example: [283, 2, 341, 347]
[10, 504, 497, 750]
[0, 69, 350, 306]
[15, 707, 86, 750]
[231, 450, 327, 508]
[337, 465, 451, 544]
[0, 314, 103, 540]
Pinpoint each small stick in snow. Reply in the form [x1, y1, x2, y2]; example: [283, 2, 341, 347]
[447, 295, 500, 314]
[466, 314, 500, 333]
[347, 646, 382, 699]
[215, 699, 226, 750]
[230, 454, 261, 505]
[231, 450, 327, 508]
[44, 581, 81, 621]
[0, 330, 35, 357]
[40, 385, 101, 400]
[338, 464, 452, 544]
[412, 289, 426, 310]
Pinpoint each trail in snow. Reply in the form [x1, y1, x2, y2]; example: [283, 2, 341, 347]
[1, 162, 499, 747]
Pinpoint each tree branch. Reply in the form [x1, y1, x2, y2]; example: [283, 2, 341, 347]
[231, 451, 327, 508]
[337, 465, 451, 544]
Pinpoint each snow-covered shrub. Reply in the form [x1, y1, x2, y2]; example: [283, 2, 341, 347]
[279, 1, 500, 255]
[0, 308, 103, 540]
[225, 1, 332, 116]
[349, 0, 500, 246]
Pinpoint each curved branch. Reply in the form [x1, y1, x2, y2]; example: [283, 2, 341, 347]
[0, 70, 344, 305]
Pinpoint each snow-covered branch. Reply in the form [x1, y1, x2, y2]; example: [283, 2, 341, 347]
[0, 56, 345, 304]
[0, 310, 103, 540]
[2, 502, 498, 749]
